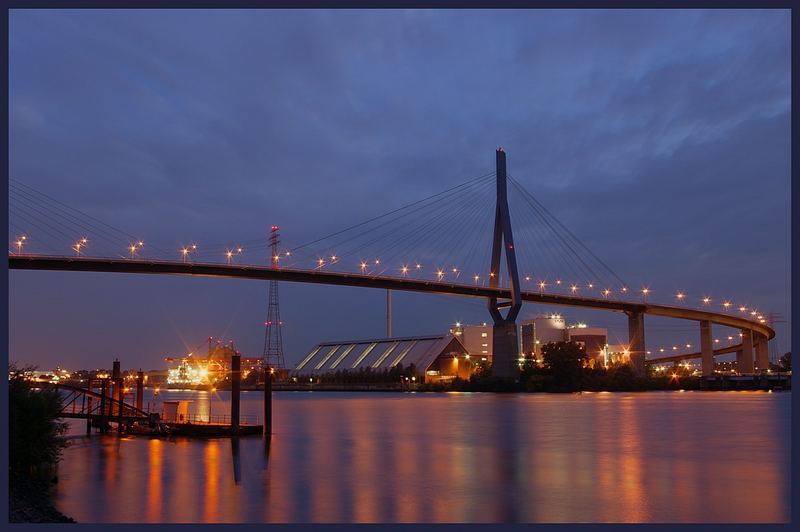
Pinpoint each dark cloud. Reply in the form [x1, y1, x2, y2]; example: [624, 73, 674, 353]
[9, 9, 791, 368]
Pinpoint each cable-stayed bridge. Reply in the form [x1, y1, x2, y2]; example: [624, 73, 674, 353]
[8, 149, 775, 377]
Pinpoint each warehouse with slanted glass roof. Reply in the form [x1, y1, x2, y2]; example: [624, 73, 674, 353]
[293, 334, 474, 383]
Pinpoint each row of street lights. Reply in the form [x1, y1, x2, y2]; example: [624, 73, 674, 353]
[9, 233, 768, 324]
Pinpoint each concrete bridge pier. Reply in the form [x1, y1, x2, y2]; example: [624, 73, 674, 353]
[626, 311, 646, 377]
[737, 329, 755, 374]
[700, 320, 714, 376]
[754, 333, 770, 372]
[491, 320, 520, 379]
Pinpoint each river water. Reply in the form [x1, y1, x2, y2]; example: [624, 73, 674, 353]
[54, 390, 790, 523]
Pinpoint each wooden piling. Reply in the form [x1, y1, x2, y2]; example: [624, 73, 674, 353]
[117, 377, 123, 434]
[136, 370, 144, 411]
[99, 380, 107, 434]
[264, 367, 272, 436]
[86, 395, 92, 435]
[231, 352, 241, 436]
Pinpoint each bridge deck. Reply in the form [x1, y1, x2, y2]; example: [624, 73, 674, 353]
[9, 255, 774, 339]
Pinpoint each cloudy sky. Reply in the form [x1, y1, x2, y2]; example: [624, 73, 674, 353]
[9, 9, 791, 370]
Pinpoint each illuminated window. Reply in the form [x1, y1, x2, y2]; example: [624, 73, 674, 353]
[351, 343, 378, 368]
[482, 350, 488, 354]
[296, 345, 323, 370]
[481, 343, 488, 347]
[330, 344, 356, 369]
[481, 332, 488, 338]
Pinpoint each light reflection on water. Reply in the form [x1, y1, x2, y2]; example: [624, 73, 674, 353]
[54, 390, 790, 523]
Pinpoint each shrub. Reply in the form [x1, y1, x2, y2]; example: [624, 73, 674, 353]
[8, 365, 68, 474]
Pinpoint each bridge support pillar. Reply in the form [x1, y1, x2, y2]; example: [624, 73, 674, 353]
[231, 352, 241, 436]
[700, 320, 714, 377]
[492, 321, 520, 379]
[737, 329, 754, 374]
[486, 148, 522, 380]
[755, 334, 770, 372]
[626, 311, 646, 377]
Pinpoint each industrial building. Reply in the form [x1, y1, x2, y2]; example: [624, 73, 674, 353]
[450, 322, 492, 362]
[520, 315, 568, 359]
[457, 313, 611, 368]
[566, 325, 609, 368]
[295, 313, 621, 383]
[293, 334, 471, 383]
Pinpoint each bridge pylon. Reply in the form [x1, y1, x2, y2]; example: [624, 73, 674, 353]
[488, 148, 522, 380]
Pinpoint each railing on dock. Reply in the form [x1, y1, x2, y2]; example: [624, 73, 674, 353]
[169, 413, 260, 425]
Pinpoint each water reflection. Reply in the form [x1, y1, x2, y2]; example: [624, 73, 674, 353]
[231, 438, 241, 485]
[54, 391, 790, 523]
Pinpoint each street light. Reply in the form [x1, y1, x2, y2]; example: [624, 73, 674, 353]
[180, 247, 190, 262]
[14, 235, 26, 254]
[73, 238, 87, 256]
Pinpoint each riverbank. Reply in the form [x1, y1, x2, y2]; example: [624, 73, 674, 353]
[9, 474, 75, 523]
